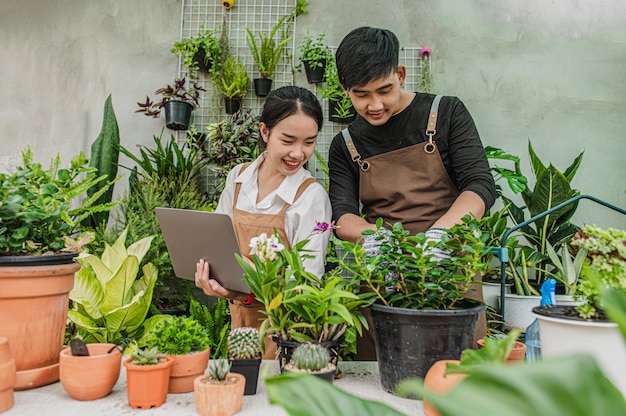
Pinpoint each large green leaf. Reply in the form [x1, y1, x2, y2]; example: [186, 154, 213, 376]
[425, 355, 626, 416]
[69, 262, 105, 319]
[265, 371, 406, 416]
[101, 255, 139, 313]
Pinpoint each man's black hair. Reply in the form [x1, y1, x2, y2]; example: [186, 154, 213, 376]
[335, 27, 400, 91]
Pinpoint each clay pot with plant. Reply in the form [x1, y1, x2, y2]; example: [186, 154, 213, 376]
[0, 147, 117, 390]
[228, 327, 261, 395]
[194, 359, 245, 416]
[123, 346, 174, 409]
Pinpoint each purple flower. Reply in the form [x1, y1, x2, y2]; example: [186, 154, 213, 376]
[312, 221, 336, 234]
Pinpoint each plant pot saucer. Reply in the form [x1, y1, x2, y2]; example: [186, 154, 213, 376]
[14, 361, 60, 390]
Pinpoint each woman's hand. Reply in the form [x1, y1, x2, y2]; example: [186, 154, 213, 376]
[194, 259, 247, 301]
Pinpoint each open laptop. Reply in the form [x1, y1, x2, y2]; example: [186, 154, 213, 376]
[154, 207, 250, 293]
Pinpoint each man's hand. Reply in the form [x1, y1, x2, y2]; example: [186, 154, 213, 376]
[423, 228, 452, 263]
[362, 228, 393, 259]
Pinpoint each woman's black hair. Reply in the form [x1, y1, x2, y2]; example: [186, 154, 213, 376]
[335, 27, 400, 91]
[259, 86, 323, 132]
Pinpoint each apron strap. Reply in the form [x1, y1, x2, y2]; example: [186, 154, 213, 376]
[233, 162, 253, 208]
[341, 128, 370, 172]
[425, 95, 443, 154]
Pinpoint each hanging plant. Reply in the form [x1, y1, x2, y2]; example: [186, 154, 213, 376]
[418, 46, 433, 94]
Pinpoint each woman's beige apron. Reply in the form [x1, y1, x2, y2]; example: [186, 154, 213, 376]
[228, 164, 317, 359]
[341, 95, 486, 360]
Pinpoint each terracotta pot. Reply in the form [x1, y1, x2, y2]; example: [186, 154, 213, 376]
[59, 343, 122, 400]
[123, 356, 174, 409]
[423, 360, 467, 416]
[476, 339, 527, 364]
[168, 348, 210, 393]
[0, 337, 16, 413]
[194, 372, 245, 416]
[0, 258, 78, 390]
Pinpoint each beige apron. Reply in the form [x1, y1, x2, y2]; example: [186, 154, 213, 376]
[228, 163, 317, 359]
[342, 95, 486, 360]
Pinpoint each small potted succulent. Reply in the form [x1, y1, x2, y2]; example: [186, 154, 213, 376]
[194, 359, 245, 416]
[170, 26, 221, 72]
[228, 327, 261, 395]
[297, 32, 332, 84]
[136, 77, 205, 130]
[141, 315, 210, 393]
[123, 346, 174, 409]
[283, 342, 337, 383]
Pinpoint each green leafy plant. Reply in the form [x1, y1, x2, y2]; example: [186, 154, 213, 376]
[66, 229, 160, 343]
[170, 26, 221, 72]
[287, 342, 332, 372]
[236, 225, 368, 352]
[543, 240, 587, 296]
[318, 56, 354, 121]
[333, 215, 492, 310]
[444, 330, 521, 374]
[228, 327, 261, 360]
[190, 297, 230, 359]
[207, 358, 232, 381]
[130, 346, 166, 366]
[297, 32, 331, 73]
[136, 77, 205, 118]
[0, 146, 117, 255]
[246, 16, 292, 79]
[210, 56, 249, 100]
[141, 315, 209, 355]
[206, 109, 261, 199]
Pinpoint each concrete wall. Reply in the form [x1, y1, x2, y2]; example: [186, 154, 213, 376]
[2, 0, 625, 227]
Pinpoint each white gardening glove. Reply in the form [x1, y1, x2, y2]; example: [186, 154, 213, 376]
[362, 228, 397, 288]
[423, 228, 452, 264]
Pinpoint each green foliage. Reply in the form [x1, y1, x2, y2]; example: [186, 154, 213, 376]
[207, 359, 231, 381]
[210, 56, 249, 99]
[206, 109, 261, 200]
[317, 55, 354, 121]
[289, 343, 331, 372]
[86, 94, 120, 229]
[170, 26, 221, 72]
[0, 146, 117, 255]
[484, 146, 528, 197]
[297, 32, 331, 71]
[130, 346, 166, 366]
[66, 229, 160, 344]
[446, 330, 520, 375]
[571, 225, 626, 319]
[228, 327, 261, 359]
[333, 215, 491, 310]
[543, 241, 587, 296]
[136, 77, 205, 118]
[417, 54, 433, 94]
[190, 297, 230, 359]
[142, 315, 209, 355]
[246, 16, 292, 79]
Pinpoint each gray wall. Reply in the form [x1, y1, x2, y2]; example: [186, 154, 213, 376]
[2, 0, 625, 227]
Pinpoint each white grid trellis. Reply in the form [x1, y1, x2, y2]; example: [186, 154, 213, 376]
[179, 1, 430, 197]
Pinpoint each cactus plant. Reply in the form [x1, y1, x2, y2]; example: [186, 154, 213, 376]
[289, 343, 332, 372]
[228, 327, 261, 360]
[130, 347, 166, 366]
[207, 359, 232, 381]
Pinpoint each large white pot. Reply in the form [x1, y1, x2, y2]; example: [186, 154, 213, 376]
[499, 294, 540, 332]
[483, 282, 510, 312]
[533, 306, 626, 397]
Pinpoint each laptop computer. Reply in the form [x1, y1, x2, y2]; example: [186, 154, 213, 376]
[154, 207, 250, 293]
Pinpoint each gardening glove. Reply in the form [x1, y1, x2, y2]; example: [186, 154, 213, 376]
[362, 228, 398, 287]
[423, 228, 453, 264]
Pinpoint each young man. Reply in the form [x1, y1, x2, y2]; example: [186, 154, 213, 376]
[328, 27, 496, 360]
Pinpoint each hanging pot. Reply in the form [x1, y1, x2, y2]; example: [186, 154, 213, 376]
[328, 99, 356, 124]
[224, 97, 242, 115]
[228, 357, 261, 395]
[164, 100, 193, 131]
[253, 78, 273, 97]
[0, 254, 78, 390]
[370, 300, 484, 395]
[192, 48, 213, 72]
[303, 60, 326, 84]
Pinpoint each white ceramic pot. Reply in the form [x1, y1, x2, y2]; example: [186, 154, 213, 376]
[533, 306, 626, 396]
[482, 282, 511, 312]
[499, 294, 540, 332]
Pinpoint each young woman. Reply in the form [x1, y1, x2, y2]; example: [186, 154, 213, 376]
[195, 86, 331, 358]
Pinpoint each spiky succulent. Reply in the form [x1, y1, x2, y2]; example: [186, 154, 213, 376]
[208, 358, 232, 381]
[228, 327, 261, 359]
[130, 346, 166, 366]
[289, 343, 331, 372]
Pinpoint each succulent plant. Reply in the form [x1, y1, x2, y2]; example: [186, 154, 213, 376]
[130, 346, 166, 366]
[289, 343, 331, 372]
[208, 358, 232, 381]
[228, 327, 261, 360]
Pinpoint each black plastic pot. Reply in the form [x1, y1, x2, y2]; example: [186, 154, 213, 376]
[229, 357, 261, 395]
[0, 252, 78, 267]
[192, 48, 213, 72]
[303, 60, 326, 84]
[328, 100, 356, 124]
[272, 337, 341, 374]
[163, 100, 193, 130]
[253, 78, 273, 97]
[371, 300, 485, 394]
[224, 97, 242, 115]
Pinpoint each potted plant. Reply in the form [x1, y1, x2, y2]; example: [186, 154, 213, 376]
[171, 26, 221, 72]
[190, 297, 231, 359]
[297, 32, 331, 84]
[283, 342, 337, 383]
[532, 224, 626, 396]
[194, 359, 245, 416]
[210, 56, 249, 114]
[140, 315, 210, 393]
[318, 57, 356, 124]
[236, 223, 369, 372]
[0, 146, 116, 390]
[227, 327, 261, 395]
[136, 77, 205, 130]
[0, 337, 16, 413]
[245, 16, 291, 96]
[123, 346, 174, 409]
[333, 215, 492, 394]
[59, 340, 123, 401]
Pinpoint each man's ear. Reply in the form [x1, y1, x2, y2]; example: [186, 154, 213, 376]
[397, 65, 407, 85]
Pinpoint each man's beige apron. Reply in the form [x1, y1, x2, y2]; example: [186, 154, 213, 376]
[228, 164, 317, 359]
[341, 95, 486, 360]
